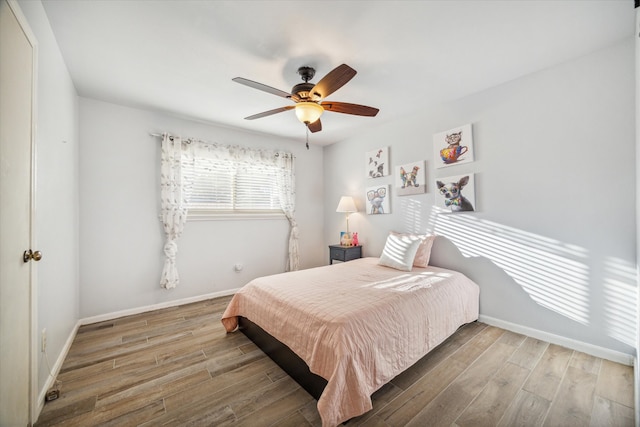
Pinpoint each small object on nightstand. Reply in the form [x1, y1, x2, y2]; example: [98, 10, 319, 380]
[340, 231, 353, 246]
[329, 245, 362, 265]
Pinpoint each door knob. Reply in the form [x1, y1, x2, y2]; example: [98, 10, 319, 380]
[23, 249, 42, 263]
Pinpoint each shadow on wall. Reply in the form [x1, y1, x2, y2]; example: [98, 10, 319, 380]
[424, 206, 636, 349]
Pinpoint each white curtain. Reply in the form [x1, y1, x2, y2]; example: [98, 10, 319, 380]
[275, 152, 299, 271]
[159, 134, 192, 289]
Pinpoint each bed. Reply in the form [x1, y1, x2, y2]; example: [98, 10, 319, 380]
[221, 256, 479, 426]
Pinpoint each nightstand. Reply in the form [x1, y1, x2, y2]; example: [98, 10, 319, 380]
[329, 245, 362, 265]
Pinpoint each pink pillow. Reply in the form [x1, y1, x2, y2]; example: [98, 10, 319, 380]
[391, 232, 435, 267]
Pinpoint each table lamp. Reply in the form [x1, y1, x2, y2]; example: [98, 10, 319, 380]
[336, 196, 357, 234]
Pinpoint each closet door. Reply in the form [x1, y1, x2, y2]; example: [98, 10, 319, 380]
[0, 0, 38, 424]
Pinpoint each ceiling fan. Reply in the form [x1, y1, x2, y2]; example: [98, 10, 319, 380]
[232, 64, 379, 134]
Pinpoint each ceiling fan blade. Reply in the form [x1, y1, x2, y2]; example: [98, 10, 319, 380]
[232, 77, 292, 99]
[310, 64, 357, 100]
[307, 119, 322, 133]
[244, 106, 295, 120]
[321, 101, 379, 117]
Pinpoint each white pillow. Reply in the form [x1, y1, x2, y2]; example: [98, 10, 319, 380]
[378, 232, 423, 271]
[390, 232, 435, 268]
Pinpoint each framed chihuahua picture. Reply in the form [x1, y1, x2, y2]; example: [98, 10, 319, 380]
[395, 161, 426, 196]
[365, 147, 389, 178]
[365, 185, 390, 215]
[435, 173, 476, 212]
[433, 123, 474, 169]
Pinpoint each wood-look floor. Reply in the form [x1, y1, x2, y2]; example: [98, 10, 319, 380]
[35, 295, 634, 426]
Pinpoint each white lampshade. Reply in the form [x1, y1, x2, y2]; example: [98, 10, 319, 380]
[336, 196, 357, 213]
[295, 102, 324, 124]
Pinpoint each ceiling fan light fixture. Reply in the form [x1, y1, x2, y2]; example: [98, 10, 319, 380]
[295, 102, 324, 124]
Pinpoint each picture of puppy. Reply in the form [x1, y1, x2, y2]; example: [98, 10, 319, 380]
[365, 147, 389, 178]
[369, 163, 385, 178]
[400, 166, 420, 188]
[396, 161, 426, 196]
[436, 175, 475, 212]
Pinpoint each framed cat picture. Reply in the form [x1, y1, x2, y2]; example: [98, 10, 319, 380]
[433, 123, 474, 169]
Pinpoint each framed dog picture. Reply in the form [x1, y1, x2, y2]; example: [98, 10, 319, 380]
[365, 146, 389, 178]
[395, 161, 426, 196]
[435, 173, 476, 212]
[365, 185, 390, 215]
[433, 123, 474, 169]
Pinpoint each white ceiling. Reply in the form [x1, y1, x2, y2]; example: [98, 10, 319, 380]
[41, 0, 633, 146]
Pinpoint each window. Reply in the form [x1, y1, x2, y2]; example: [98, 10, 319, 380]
[160, 134, 299, 281]
[181, 144, 293, 219]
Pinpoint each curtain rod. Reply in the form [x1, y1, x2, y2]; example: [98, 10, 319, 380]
[148, 132, 294, 158]
[149, 132, 198, 144]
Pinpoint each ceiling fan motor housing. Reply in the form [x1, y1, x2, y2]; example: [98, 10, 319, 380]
[291, 82, 316, 101]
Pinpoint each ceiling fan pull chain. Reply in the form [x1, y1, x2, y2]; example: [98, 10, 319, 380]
[306, 127, 310, 150]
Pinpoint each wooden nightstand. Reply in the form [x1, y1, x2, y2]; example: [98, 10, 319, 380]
[329, 245, 362, 265]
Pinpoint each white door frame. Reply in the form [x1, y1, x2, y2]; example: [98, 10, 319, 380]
[5, 0, 39, 423]
[635, 4, 640, 426]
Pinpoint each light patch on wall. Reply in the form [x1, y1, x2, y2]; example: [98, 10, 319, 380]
[363, 271, 448, 292]
[400, 198, 426, 233]
[602, 257, 637, 347]
[427, 206, 591, 325]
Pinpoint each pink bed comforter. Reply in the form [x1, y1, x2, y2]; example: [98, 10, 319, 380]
[221, 257, 479, 426]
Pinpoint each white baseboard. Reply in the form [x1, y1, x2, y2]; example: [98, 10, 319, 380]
[479, 315, 634, 366]
[36, 319, 81, 418]
[79, 288, 240, 325]
[635, 357, 639, 427]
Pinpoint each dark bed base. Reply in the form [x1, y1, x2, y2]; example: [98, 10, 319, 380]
[238, 316, 328, 400]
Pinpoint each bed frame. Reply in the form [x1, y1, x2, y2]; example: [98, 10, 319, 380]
[238, 316, 327, 400]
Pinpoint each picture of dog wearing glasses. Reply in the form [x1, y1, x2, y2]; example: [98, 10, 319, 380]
[436, 174, 475, 212]
[366, 185, 389, 214]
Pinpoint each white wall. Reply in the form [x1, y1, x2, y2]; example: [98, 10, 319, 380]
[19, 0, 80, 403]
[78, 99, 324, 317]
[324, 39, 636, 356]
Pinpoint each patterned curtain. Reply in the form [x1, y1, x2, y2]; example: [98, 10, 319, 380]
[159, 134, 192, 289]
[275, 152, 299, 271]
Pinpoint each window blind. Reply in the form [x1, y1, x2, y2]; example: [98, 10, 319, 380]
[183, 154, 283, 212]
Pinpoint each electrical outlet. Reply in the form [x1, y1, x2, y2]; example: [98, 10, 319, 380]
[45, 388, 59, 402]
[41, 328, 46, 353]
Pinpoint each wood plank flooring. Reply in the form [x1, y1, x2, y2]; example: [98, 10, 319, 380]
[35, 296, 634, 426]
